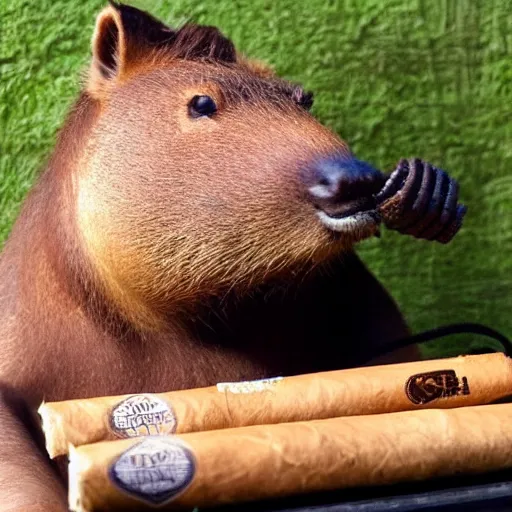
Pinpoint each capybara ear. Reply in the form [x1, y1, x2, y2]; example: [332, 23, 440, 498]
[87, 2, 238, 98]
[88, 2, 175, 96]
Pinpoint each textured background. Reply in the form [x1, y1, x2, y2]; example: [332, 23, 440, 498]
[1, 0, 511, 356]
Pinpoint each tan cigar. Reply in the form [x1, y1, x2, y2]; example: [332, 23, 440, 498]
[69, 403, 512, 511]
[41, 353, 512, 458]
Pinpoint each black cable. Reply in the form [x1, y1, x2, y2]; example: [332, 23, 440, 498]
[364, 322, 512, 363]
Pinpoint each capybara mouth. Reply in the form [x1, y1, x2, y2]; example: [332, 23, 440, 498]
[315, 202, 381, 237]
[316, 196, 377, 220]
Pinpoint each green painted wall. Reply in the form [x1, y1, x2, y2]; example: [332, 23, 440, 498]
[1, 0, 511, 354]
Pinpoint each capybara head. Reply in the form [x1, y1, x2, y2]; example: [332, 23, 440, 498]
[76, 3, 385, 327]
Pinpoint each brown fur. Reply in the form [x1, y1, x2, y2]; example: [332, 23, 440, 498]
[0, 4, 413, 509]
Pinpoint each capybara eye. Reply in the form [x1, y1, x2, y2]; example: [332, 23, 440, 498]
[189, 95, 218, 118]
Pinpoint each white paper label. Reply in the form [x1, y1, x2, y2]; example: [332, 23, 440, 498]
[216, 376, 283, 394]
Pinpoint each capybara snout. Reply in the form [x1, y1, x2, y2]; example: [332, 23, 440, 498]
[302, 155, 386, 217]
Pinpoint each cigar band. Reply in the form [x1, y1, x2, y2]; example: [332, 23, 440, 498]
[109, 394, 177, 438]
[405, 370, 470, 405]
[109, 437, 195, 505]
[217, 376, 283, 394]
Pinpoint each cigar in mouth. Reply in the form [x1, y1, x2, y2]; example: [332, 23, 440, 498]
[375, 158, 467, 243]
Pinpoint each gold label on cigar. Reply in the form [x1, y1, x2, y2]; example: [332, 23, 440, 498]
[109, 437, 195, 505]
[405, 370, 470, 405]
[109, 394, 177, 438]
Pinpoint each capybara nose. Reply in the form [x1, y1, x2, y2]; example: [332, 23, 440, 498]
[304, 156, 386, 218]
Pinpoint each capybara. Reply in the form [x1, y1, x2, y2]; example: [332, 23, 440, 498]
[0, 3, 415, 510]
